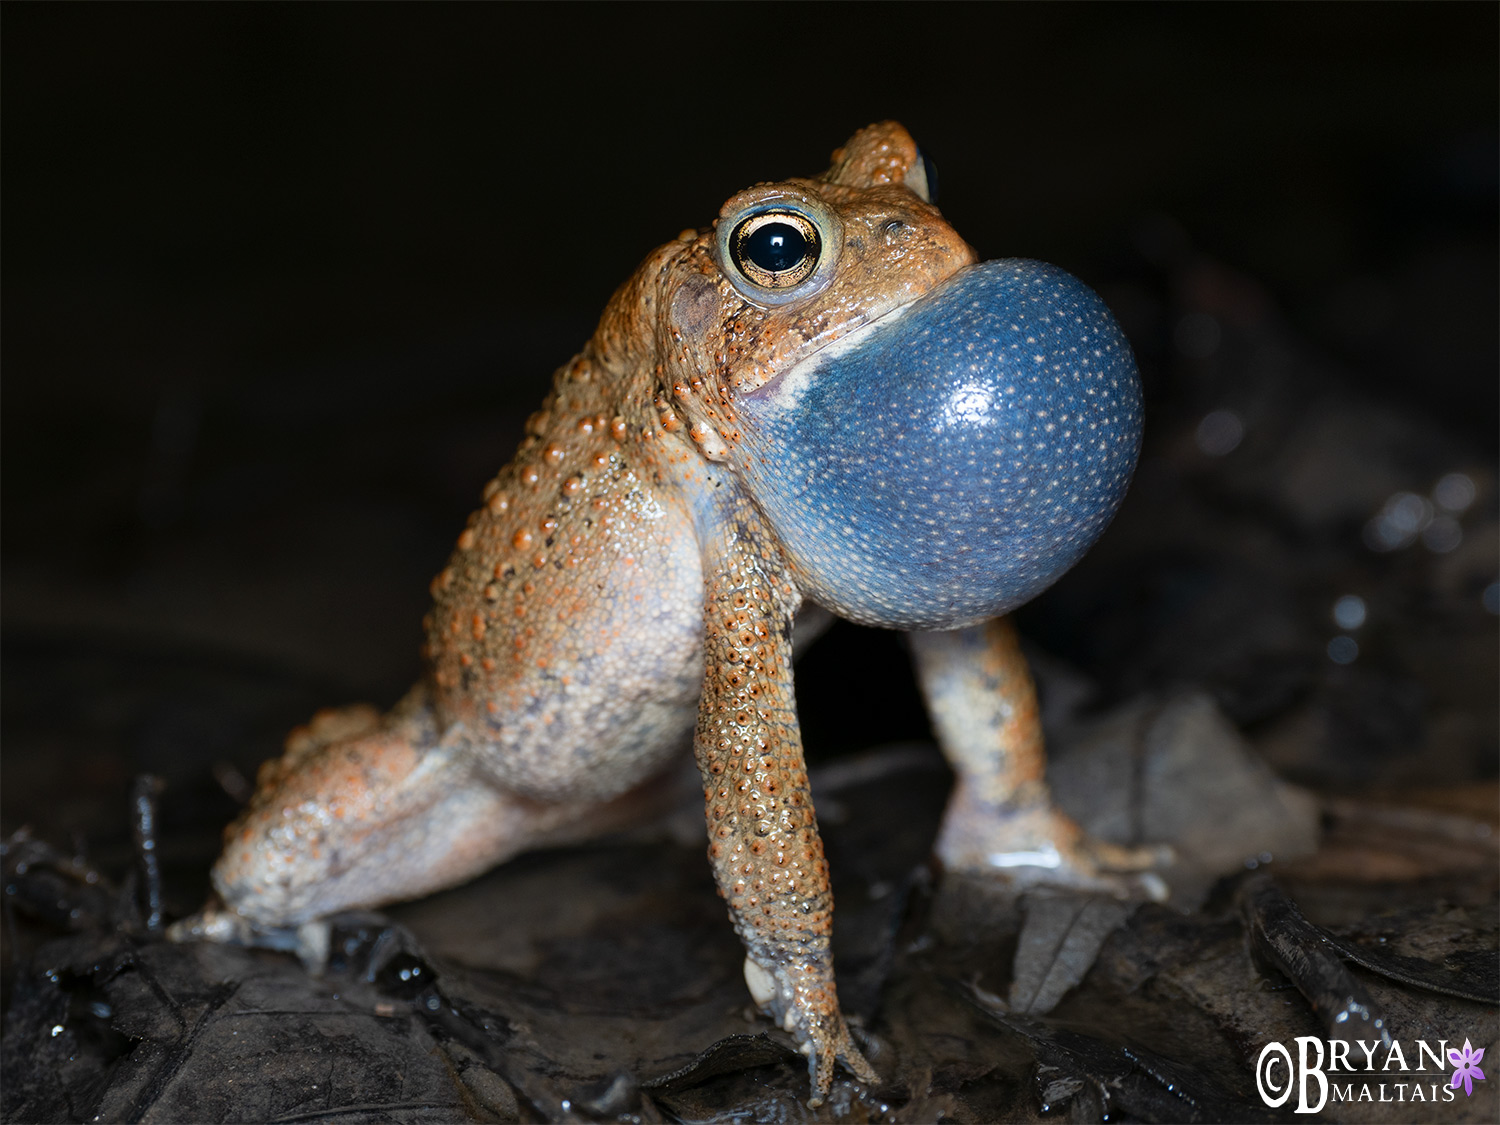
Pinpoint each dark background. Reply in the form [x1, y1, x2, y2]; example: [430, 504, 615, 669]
[3, 5, 1497, 838]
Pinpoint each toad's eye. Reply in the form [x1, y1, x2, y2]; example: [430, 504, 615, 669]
[716, 194, 841, 305]
[729, 211, 821, 290]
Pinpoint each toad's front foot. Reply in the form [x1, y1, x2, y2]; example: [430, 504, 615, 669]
[936, 787, 1171, 901]
[742, 956, 879, 1105]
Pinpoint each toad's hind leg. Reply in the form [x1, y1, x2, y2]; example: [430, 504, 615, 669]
[200, 686, 680, 932]
[908, 616, 1167, 896]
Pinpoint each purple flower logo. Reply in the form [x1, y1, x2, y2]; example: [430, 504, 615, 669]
[1449, 1039, 1486, 1097]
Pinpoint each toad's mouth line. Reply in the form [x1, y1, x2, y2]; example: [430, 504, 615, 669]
[740, 293, 924, 415]
[739, 258, 993, 414]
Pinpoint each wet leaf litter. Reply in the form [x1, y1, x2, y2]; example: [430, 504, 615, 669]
[5, 741, 1494, 1122]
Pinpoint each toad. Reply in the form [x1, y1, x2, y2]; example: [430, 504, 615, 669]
[177, 122, 1158, 1102]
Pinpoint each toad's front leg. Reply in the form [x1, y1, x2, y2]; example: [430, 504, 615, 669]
[694, 513, 877, 1103]
[910, 616, 1168, 895]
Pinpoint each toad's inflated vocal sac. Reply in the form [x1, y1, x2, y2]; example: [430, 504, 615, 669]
[179, 122, 1158, 1101]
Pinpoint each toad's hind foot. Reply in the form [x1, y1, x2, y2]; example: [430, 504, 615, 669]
[936, 792, 1171, 901]
[167, 901, 336, 973]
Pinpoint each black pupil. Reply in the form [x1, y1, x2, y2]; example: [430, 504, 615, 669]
[744, 221, 810, 272]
